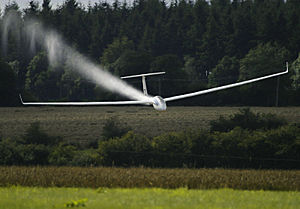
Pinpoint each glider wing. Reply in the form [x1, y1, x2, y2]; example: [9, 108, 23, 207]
[164, 64, 288, 102]
[19, 95, 150, 106]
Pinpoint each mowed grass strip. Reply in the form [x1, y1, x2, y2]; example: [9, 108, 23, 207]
[1, 106, 300, 143]
[0, 167, 299, 191]
[0, 186, 299, 209]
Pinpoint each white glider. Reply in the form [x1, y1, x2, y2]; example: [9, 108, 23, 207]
[20, 63, 289, 111]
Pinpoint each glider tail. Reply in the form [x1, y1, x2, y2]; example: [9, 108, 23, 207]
[121, 72, 165, 96]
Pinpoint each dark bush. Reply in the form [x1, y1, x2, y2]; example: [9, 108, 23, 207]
[71, 149, 100, 166]
[98, 124, 300, 169]
[0, 138, 22, 165]
[210, 108, 287, 132]
[18, 144, 51, 165]
[244, 125, 300, 159]
[1, 115, 299, 169]
[0, 59, 18, 106]
[48, 143, 77, 166]
[23, 122, 60, 145]
[152, 132, 194, 167]
[101, 117, 131, 141]
[200, 124, 299, 169]
[98, 131, 152, 166]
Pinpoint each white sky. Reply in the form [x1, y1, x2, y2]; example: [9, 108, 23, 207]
[0, 0, 124, 11]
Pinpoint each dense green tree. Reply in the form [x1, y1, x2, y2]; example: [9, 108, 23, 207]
[23, 1, 40, 20]
[240, 42, 289, 79]
[1, 0, 300, 106]
[137, 0, 166, 54]
[181, 56, 208, 104]
[100, 36, 135, 68]
[42, 0, 51, 14]
[208, 56, 239, 87]
[291, 53, 300, 90]
[255, 2, 276, 43]
[231, 0, 255, 58]
[25, 52, 47, 98]
[55, 0, 90, 53]
[183, 56, 200, 80]
[48, 143, 77, 165]
[150, 54, 186, 96]
[197, 9, 224, 71]
[289, 53, 300, 105]
[60, 66, 95, 100]
[25, 52, 62, 100]
[151, 54, 184, 79]
[207, 56, 240, 105]
[0, 59, 17, 106]
[98, 131, 152, 166]
[286, 0, 300, 59]
[88, 2, 111, 58]
[40, 0, 53, 25]
[239, 42, 290, 105]
[187, 0, 209, 56]
[113, 50, 153, 76]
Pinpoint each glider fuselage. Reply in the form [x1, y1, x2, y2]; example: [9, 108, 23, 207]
[152, 96, 167, 111]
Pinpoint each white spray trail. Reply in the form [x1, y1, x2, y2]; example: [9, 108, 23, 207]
[43, 31, 151, 102]
[3, 13, 152, 102]
[1, 10, 21, 55]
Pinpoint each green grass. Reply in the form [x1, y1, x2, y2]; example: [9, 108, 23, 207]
[0, 186, 299, 209]
[1, 106, 300, 144]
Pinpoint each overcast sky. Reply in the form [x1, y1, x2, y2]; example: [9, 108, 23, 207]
[0, 0, 125, 11]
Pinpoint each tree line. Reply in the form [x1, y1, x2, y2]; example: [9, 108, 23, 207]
[0, 0, 300, 106]
[0, 109, 299, 169]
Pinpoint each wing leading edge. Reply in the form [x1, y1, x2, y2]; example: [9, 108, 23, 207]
[19, 95, 150, 106]
[164, 64, 289, 102]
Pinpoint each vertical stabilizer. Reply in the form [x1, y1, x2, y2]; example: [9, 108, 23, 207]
[142, 76, 148, 96]
[121, 72, 165, 96]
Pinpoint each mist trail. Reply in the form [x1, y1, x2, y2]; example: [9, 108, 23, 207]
[41, 30, 152, 102]
[1, 10, 21, 56]
[2, 12, 152, 103]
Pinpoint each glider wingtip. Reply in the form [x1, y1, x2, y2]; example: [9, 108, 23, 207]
[19, 94, 24, 104]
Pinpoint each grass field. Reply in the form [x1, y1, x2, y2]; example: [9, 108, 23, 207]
[1, 106, 300, 144]
[0, 186, 299, 209]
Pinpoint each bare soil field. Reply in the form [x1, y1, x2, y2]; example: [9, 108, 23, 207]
[0, 106, 299, 143]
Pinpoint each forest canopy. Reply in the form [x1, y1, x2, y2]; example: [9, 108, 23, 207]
[0, 0, 300, 106]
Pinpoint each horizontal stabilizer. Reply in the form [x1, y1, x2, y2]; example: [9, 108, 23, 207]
[121, 72, 165, 79]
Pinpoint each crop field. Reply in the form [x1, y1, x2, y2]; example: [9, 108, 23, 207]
[1, 106, 300, 144]
[0, 187, 299, 209]
[0, 167, 299, 209]
[0, 166, 299, 190]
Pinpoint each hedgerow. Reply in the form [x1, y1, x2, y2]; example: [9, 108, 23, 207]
[97, 110, 299, 169]
[0, 110, 299, 169]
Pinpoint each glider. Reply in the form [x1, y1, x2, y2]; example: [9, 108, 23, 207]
[20, 63, 289, 111]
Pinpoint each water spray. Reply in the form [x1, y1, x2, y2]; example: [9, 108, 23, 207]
[2, 11, 153, 103]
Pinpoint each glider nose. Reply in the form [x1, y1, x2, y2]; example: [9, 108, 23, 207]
[152, 96, 167, 111]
